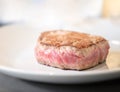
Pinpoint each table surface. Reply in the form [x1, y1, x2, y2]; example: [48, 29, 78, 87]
[0, 72, 120, 92]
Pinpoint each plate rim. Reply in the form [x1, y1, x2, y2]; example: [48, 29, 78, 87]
[0, 64, 120, 76]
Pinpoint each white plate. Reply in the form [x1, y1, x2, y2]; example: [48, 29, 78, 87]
[0, 24, 120, 84]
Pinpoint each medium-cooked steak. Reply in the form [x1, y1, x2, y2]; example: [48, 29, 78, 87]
[35, 30, 110, 70]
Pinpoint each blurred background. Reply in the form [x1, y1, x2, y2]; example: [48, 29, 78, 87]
[0, 0, 120, 28]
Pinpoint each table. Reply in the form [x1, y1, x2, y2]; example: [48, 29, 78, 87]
[0, 73, 120, 92]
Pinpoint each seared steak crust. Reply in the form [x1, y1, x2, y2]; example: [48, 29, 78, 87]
[39, 30, 106, 49]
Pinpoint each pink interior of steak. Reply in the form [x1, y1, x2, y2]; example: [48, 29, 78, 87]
[35, 41, 109, 70]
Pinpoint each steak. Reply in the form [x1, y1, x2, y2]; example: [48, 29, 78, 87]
[35, 30, 110, 70]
